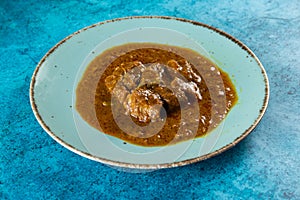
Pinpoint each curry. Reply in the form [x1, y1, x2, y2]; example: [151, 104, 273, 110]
[76, 43, 238, 146]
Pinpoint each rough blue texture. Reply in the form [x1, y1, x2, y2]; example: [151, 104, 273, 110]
[1, 0, 300, 199]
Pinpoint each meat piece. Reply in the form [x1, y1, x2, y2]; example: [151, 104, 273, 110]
[112, 84, 129, 103]
[152, 86, 180, 112]
[105, 61, 145, 92]
[123, 87, 164, 123]
[170, 77, 202, 104]
[122, 71, 140, 91]
[167, 59, 182, 70]
[167, 59, 201, 83]
[139, 63, 163, 87]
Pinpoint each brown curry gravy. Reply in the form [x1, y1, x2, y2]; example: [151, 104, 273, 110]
[76, 43, 238, 146]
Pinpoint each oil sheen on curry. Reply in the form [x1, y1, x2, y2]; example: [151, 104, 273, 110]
[76, 43, 238, 147]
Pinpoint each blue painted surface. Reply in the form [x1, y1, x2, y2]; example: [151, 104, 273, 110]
[1, 0, 299, 199]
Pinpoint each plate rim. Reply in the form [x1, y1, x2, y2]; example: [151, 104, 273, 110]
[29, 16, 270, 169]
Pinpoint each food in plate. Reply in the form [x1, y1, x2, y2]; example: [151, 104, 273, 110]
[76, 43, 238, 146]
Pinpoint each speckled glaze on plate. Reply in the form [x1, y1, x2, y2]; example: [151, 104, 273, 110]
[30, 16, 269, 169]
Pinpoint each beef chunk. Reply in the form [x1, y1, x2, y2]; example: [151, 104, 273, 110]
[123, 87, 164, 123]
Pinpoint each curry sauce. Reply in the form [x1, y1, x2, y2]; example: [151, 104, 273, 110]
[76, 43, 238, 146]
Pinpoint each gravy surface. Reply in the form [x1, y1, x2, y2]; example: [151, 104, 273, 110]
[76, 43, 238, 146]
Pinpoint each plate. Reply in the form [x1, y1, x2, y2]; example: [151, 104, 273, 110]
[30, 16, 269, 169]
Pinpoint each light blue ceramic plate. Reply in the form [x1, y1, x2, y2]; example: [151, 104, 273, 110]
[30, 16, 269, 169]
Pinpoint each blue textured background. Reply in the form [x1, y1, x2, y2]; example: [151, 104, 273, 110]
[1, 0, 300, 199]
